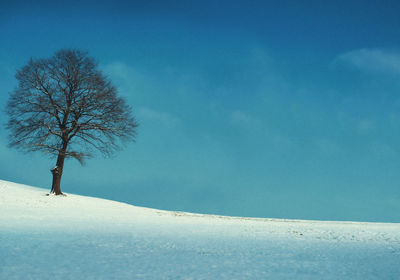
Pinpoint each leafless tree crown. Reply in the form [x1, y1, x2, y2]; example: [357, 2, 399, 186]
[6, 49, 138, 164]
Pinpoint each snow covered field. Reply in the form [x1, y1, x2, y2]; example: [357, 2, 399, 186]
[1, 179, 399, 279]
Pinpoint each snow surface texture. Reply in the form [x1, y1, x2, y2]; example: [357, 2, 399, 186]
[1, 179, 399, 279]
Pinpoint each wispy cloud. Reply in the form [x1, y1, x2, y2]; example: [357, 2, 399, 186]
[101, 61, 161, 105]
[229, 110, 261, 129]
[102, 62, 150, 88]
[315, 139, 342, 156]
[137, 107, 181, 128]
[356, 119, 376, 135]
[335, 48, 400, 75]
[370, 142, 396, 158]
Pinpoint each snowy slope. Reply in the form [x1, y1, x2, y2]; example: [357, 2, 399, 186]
[1, 179, 399, 279]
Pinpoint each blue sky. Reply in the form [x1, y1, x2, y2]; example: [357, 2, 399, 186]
[1, 0, 400, 222]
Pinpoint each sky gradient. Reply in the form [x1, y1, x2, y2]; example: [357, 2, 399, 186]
[1, 0, 400, 222]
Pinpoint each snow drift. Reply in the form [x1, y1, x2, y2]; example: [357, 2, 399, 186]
[1, 179, 399, 279]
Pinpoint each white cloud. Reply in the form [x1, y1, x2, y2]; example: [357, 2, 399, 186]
[102, 62, 137, 80]
[315, 139, 342, 156]
[101, 62, 153, 100]
[335, 48, 400, 75]
[270, 133, 294, 149]
[228, 109, 295, 149]
[356, 119, 376, 135]
[137, 107, 181, 128]
[230, 110, 261, 128]
[370, 142, 396, 158]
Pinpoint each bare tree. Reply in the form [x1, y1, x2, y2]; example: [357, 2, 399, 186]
[6, 49, 138, 195]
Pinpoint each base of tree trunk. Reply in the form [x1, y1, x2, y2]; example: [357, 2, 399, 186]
[46, 193, 67, 196]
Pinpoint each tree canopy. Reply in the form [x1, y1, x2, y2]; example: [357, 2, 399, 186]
[6, 49, 138, 194]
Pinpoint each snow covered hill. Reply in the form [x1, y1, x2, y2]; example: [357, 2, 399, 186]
[1, 179, 399, 279]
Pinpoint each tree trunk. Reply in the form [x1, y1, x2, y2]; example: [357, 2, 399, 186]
[50, 151, 66, 195]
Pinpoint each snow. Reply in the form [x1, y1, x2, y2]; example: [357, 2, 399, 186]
[1, 179, 399, 279]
